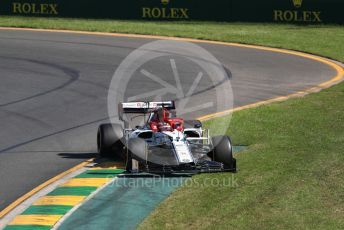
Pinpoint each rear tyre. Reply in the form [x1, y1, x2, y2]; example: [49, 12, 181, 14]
[97, 123, 124, 158]
[184, 120, 202, 129]
[210, 135, 236, 172]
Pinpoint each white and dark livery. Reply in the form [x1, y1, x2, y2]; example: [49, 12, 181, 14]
[97, 101, 236, 174]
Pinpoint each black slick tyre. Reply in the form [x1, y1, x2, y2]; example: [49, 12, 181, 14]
[97, 123, 124, 158]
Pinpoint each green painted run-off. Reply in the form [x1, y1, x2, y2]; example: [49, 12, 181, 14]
[21, 205, 72, 215]
[48, 186, 97, 196]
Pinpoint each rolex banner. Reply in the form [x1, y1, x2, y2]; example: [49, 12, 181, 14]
[0, 0, 231, 21]
[0, 0, 343, 24]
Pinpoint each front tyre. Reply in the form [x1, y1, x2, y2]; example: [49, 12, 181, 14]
[210, 135, 236, 172]
[184, 120, 202, 129]
[126, 138, 148, 172]
[97, 123, 124, 158]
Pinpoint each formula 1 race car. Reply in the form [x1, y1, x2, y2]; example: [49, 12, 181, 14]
[97, 101, 236, 174]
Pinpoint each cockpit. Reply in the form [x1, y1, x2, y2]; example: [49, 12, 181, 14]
[148, 107, 183, 132]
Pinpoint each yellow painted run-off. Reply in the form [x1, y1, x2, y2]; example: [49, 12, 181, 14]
[8, 215, 62, 226]
[33, 196, 86, 206]
[0, 27, 343, 223]
[61, 178, 112, 187]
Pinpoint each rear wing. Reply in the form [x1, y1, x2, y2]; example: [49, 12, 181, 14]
[118, 101, 175, 119]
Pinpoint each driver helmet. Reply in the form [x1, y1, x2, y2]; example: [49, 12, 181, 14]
[158, 122, 172, 132]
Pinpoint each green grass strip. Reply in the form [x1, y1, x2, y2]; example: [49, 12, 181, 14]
[48, 186, 97, 196]
[75, 169, 125, 178]
[21, 205, 72, 215]
[4, 225, 51, 230]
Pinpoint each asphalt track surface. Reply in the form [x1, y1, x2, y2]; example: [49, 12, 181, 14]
[0, 29, 336, 211]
